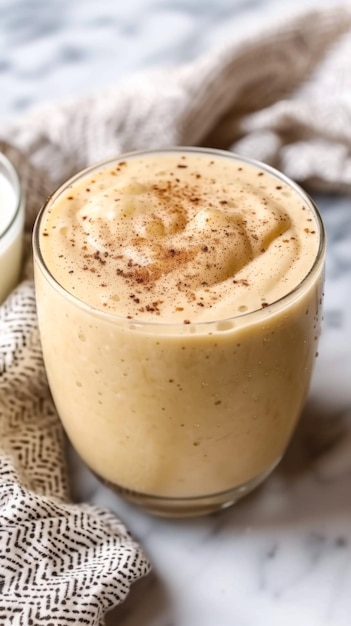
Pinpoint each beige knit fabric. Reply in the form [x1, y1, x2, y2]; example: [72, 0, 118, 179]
[2, 3, 351, 219]
[1, 4, 351, 625]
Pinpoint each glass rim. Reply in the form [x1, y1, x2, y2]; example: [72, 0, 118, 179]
[0, 151, 24, 241]
[32, 146, 326, 330]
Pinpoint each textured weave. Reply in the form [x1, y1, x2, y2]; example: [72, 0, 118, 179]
[3, 5, 351, 196]
[1, 4, 351, 625]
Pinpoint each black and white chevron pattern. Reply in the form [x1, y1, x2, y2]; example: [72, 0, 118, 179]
[0, 282, 150, 626]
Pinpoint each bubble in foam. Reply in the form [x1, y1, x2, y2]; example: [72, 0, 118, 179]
[216, 320, 234, 332]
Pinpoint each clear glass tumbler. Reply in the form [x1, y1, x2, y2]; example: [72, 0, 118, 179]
[33, 148, 326, 517]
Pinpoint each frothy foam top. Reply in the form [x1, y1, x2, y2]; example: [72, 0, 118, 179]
[39, 151, 320, 323]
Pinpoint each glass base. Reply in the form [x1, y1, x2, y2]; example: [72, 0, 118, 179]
[99, 461, 279, 518]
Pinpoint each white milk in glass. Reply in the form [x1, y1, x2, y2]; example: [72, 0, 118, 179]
[0, 154, 24, 303]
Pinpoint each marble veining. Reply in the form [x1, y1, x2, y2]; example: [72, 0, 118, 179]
[1, 1, 351, 625]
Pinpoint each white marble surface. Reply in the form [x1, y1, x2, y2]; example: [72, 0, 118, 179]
[1, 1, 351, 625]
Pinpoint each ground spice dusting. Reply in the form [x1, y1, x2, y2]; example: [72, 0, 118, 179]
[42, 152, 319, 323]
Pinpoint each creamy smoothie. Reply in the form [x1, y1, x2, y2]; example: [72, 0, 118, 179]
[33, 148, 325, 516]
[0, 153, 24, 304]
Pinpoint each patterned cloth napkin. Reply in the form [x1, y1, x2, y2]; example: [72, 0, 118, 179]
[1, 3, 351, 625]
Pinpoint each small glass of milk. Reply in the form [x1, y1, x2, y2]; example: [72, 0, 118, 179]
[0, 152, 25, 304]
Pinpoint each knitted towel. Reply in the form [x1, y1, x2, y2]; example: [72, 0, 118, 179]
[1, 4, 351, 625]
